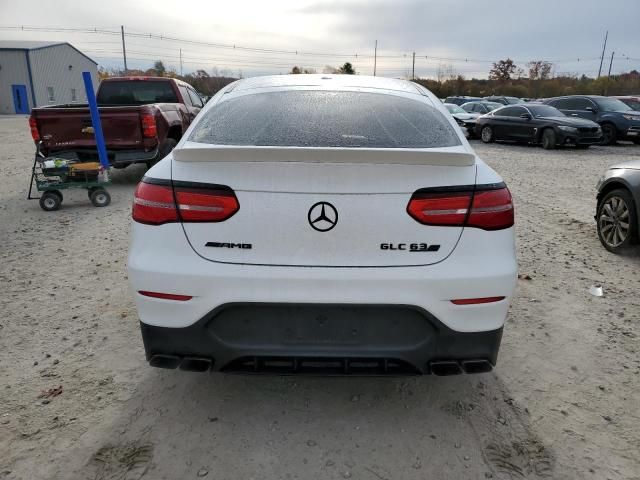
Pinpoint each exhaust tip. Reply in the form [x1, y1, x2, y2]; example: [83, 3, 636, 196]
[461, 359, 493, 374]
[179, 357, 213, 372]
[149, 354, 181, 369]
[430, 360, 463, 376]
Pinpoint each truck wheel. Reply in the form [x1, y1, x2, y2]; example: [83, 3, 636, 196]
[148, 138, 178, 169]
[90, 188, 111, 207]
[40, 191, 62, 211]
[601, 124, 617, 145]
[541, 129, 556, 150]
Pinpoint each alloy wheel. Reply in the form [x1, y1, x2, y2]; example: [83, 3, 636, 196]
[598, 196, 630, 248]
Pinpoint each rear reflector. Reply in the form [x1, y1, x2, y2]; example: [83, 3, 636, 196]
[29, 116, 40, 142]
[141, 114, 157, 138]
[451, 296, 505, 305]
[132, 179, 239, 225]
[139, 291, 192, 301]
[407, 186, 514, 230]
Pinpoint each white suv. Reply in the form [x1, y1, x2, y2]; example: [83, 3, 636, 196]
[128, 74, 517, 375]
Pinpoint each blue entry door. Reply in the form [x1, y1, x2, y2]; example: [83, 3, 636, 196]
[12, 85, 30, 114]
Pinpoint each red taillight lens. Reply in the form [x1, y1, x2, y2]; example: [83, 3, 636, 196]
[451, 296, 505, 305]
[467, 188, 514, 230]
[407, 191, 472, 226]
[132, 180, 239, 225]
[174, 187, 239, 222]
[141, 114, 157, 138]
[29, 116, 40, 141]
[132, 182, 178, 225]
[138, 291, 192, 301]
[407, 186, 513, 231]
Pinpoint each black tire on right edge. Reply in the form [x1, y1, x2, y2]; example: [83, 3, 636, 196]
[596, 188, 638, 254]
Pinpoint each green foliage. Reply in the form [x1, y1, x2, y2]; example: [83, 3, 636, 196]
[339, 62, 356, 75]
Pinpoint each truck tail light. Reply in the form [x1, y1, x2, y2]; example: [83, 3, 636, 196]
[132, 179, 239, 225]
[29, 116, 40, 142]
[141, 114, 157, 138]
[407, 185, 514, 230]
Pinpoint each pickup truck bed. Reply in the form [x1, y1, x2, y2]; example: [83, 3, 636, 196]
[29, 77, 204, 167]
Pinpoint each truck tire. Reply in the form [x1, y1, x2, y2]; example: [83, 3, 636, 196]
[148, 138, 177, 169]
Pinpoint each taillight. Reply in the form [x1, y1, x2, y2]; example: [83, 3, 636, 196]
[466, 188, 514, 230]
[141, 114, 157, 138]
[132, 182, 178, 225]
[407, 191, 472, 226]
[29, 116, 40, 142]
[407, 185, 514, 230]
[132, 180, 239, 225]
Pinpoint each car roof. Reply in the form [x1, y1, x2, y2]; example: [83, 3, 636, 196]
[232, 74, 425, 96]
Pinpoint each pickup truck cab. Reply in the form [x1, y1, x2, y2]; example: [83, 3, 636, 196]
[545, 95, 640, 145]
[29, 77, 205, 168]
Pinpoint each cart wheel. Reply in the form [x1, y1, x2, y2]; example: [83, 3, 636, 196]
[40, 191, 62, 211]
[90, 188, 111, 207]
[51, 190, 63, 202]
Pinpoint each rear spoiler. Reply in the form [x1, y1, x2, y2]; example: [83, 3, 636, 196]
[172, 144, 475, 167]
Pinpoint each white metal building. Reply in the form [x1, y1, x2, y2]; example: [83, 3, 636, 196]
[0, 41, 98, 114]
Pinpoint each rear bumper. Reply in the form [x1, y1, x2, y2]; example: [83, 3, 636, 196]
[41, 147, 159, 166]
[140, 303, 503, 375]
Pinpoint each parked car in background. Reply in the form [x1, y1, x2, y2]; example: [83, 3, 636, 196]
[483, 96, 524, 105]
[596, 160, 639, 253]
[544, 95, 640, 145]
[444, 103, 477, 135]
[476, 103, 602, 149]
[444, 96, 482, 106]
[615, 96, 640, 112]
[460, 101, 503, 115]
[129, 74, 517, 375]
[29, 77, 205, 168]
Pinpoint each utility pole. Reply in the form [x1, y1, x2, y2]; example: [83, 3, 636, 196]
[179, 49, 183, 76]
[373, 40, 377, 76]
[597, 30, 608, 78]
[121, 25, 128, 74]
[607, 51, 615, 78]
[412, 52, 416, 80]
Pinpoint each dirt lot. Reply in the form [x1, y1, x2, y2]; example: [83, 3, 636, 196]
[1, 114, 639, 480]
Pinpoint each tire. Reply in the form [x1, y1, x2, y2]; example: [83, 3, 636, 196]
[601, 124, 617, 145]
[597, 188, 638, 253]
[90, 188, 111, 207]
[147, 138, 178, 169]
[480, 126, 495, 143]
[39, 191, 62, 211]
[541, 129, 556, 150]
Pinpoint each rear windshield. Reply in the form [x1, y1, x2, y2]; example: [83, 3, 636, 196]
[189, 90, 461, 148]
[97, 80, 178, 105]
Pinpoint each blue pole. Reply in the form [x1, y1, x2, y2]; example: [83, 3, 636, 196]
[82, 71, 109, 169]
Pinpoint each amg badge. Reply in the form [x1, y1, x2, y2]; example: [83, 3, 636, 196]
[380, 243, 441, 252]
[205, 242, 252, 249]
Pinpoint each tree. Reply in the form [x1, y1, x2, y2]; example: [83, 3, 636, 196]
[528, 61, 553, 81]
[489, 58, 517, 81]
[153, 60, 166, 77]
[339, 62, 356, 75]
[290, 66, 302, 74]
[323, 65, 339, 74]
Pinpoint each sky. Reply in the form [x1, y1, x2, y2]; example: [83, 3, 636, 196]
[1, 0, 639, 79]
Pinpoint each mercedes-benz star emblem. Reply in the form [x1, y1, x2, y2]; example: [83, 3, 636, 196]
[308, 202, 338, 232]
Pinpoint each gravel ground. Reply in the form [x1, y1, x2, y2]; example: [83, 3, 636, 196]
[1, 114, 639, 480]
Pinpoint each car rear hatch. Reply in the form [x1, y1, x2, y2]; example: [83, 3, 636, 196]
[169, 143, 478, 267]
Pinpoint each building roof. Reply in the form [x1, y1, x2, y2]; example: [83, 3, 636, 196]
[0, 40, 97, 64]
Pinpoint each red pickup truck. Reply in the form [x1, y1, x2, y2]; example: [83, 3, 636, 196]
[29, 77, 205, 168]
